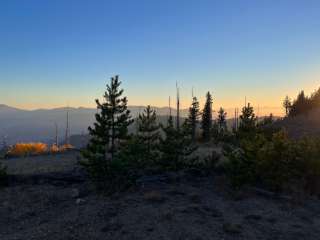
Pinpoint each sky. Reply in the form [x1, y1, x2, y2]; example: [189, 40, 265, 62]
[1, 0, 320, 116]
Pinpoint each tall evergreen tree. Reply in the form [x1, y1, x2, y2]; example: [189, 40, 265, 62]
[211, 107, 228, 142]
[217, 107, 227, 133]
[282, 95, 292, 117]
[290, 90, 311, 116]
[310, 88, 320, 109]
[183, 96, 201, 141]
[211, 120, 220, 142]
[286, 89, 320, 116]
[201, 91, 213, 141]
[81, 75, 133, 185]
[137, 105, 161, 159]
[238, 103, 257, 138]
[159, 113, 196, 170]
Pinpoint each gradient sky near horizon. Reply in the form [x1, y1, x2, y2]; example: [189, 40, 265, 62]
[1, 0, 320, 116]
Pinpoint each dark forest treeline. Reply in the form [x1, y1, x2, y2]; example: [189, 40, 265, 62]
[284, 88, 320, 117]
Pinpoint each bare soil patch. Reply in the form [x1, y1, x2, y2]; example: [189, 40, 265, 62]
[1, 153, 320, 240]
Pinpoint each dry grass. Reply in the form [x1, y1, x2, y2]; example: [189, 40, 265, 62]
[7, 142, 74, 157]
[8, 142, 48, 157]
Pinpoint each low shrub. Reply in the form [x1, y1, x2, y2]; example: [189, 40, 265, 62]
[8, 142, 48, 157]
[50, 144, 60, 153]
[224, 130, 320, 194]
[193, 150, 221, 171]
[223, 145, 257, 190]
[115, 136, 159, 170]
[6, 142, 74, 157]
[59, 144, 74, 151]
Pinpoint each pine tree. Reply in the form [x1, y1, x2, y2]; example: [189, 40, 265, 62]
[211, 120, 219, 141]
[258, 113, 274, 127]
[211, 107, 228, 142]
[290, 91, 311, 116]
[238, 103, 257, 138]
[137, 105, 161, 161]
[183, 96, 200, 141]
[282, 95, 292, 117]
[201, 91, 213, 141]
[217, 107, 227, 133]
[310, 88, 320, 109]
[159, 114, 196, 170]
[81, 75, 133, 187]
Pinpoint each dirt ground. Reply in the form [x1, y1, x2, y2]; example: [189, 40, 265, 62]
[1, 153, 320, 240]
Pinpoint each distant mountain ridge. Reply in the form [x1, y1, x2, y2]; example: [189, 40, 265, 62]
[0, 104, 25, 113]
[0, 104, 281, 145]
[0, 104, 188, 116]
[0, 104, 189, 145]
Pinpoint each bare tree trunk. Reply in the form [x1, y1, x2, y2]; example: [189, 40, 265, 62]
[55, 122, 58, 146]
[111, 114, 115, 161]
[176, 82, 180, 131]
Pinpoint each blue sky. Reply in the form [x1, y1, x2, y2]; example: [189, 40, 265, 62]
[1, 0, 320, 115]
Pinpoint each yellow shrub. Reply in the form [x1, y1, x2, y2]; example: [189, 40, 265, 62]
[50, 144, 60, 153]
[8, 142, 48, 156]
[59, 144, 74, 151]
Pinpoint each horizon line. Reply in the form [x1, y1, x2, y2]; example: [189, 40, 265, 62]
[0, 103, 283, 113]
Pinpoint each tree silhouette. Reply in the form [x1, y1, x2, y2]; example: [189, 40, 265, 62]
[201, 91, 213, 141]
[159, 114, 196, 170]
[183, 96, 201, 141]
[289, 91, 310, 117]
[137, 105, 161, 160]
[217, 107, 227, 133]
[282, 95, 292, 117]
[238, 103, 257, 138]
[310, 88, 320, 109]
[286, 88, 320, 117]
[81, 76, 133, 185]
[258, 113, 274, 126]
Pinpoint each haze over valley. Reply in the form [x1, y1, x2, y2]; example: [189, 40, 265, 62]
[0, 104, 283, 145]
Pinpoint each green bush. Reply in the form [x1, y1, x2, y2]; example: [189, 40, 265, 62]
[115, 136, 159, 170]
[224, 130, 320, 194]
[256, 132, 320, 193]
[255, 131, 298, 191]
[223, 135, 265, 189]
[192, 150, 221, 171]
[158, 116, 197, 171]
[294, 137, 320, 195]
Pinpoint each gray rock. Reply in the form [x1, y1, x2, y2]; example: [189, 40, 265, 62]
[76, 198, 86, 205]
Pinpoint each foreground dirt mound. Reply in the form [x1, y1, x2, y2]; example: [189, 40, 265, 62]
[1, 164, 320, 240]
